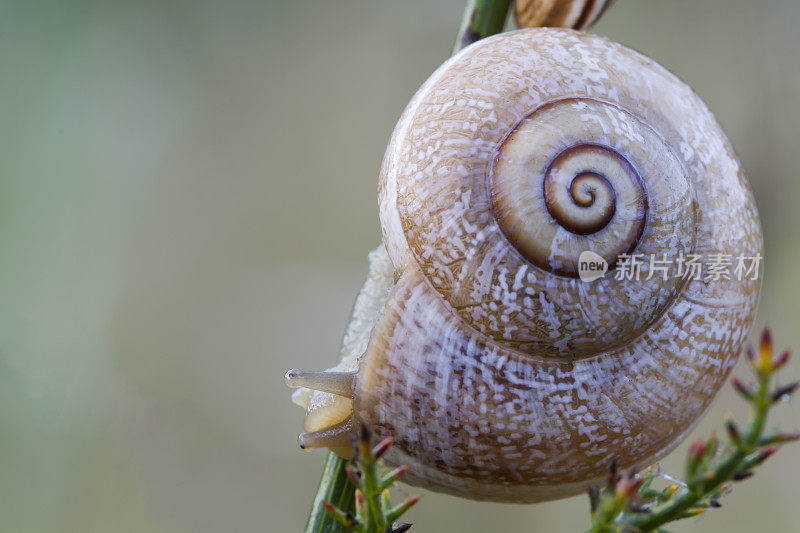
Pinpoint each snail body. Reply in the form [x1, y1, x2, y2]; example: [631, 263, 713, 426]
[287, 28, 762, 503]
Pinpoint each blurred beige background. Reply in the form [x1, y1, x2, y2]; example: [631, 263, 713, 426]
[1, 0, 799, 531]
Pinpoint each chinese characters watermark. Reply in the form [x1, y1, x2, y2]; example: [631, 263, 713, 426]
[577, 252, 762, 283]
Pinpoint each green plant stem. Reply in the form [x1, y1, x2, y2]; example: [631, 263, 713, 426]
[453, 0, 512, 53]
[361, 452, 384, 531]
[627, 374, 771, 531]
[304, 452, 355, 533]
[304, 3, 512, 531]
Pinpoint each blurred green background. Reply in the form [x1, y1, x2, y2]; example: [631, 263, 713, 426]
[1, 0, 799, 531]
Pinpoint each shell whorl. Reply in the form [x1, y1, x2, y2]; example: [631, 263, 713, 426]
[379, 31, 709, 359]
[366, 28, 762, 502]
[490, 99, 660, 279]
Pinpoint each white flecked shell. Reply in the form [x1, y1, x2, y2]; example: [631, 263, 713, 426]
[293, 28, 762, 504]
[358, 28, 763, 502]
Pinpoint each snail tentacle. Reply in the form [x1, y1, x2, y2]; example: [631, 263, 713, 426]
[285, 369, 356, 399]
[298, 416, 355, 459]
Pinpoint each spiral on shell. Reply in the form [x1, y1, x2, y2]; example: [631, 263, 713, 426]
[289, 28, 762, 503]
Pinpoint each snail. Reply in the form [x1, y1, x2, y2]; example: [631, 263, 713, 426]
[514, 0, 614, 30]
[286, 28, 762, 503]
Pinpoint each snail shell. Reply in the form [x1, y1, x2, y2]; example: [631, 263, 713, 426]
[514, 0, 614, 30]
[288, 28, 762, 503]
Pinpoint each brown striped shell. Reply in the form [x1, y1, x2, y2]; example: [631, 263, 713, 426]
[514, 0, 614, 30]
[289, 28, 762, 503]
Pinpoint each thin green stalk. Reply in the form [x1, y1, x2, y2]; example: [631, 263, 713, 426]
[318, 433, 419, 532]
[304, 452, 355, 533]
[303, 2, 511, 531]
[589, 331, 800, 533]
[631, 368, 772, 531]
[360, 450, 383, 532]
[628, 375, 771, 531]
[588, 331, 799, 533]
[453, 0, 512, 53]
